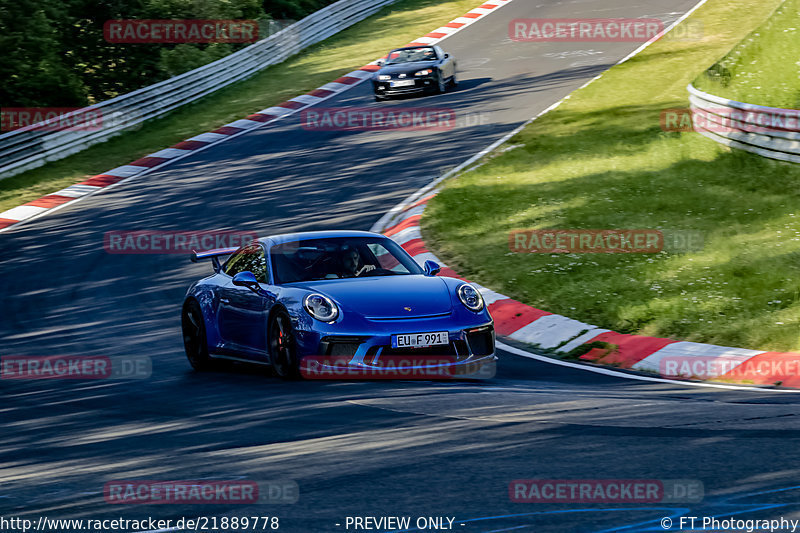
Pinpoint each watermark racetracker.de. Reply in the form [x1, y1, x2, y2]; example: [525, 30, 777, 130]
[103, 479, 298, 504]
[509, 18, 703, 42]
[103, 20, 260, 43]
[1, 107, 145, 133]
[509, 479, 703, 503]
[1, 355, 151, 379]
[660, 356, 800, 381]
[104, 230, 258, 254]
[510, 18, 662, 42]
[508, 229, 704, 254]
[662, 107, 800, 134]
[300, 107, 492, 131]
[300, 355, 496, 380]
[1, 107, 103, 132]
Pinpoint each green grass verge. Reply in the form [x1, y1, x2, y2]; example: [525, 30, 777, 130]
[423, 0, 800, 352]
[0, 0, 482, 214]
[693, 0, 799, 108]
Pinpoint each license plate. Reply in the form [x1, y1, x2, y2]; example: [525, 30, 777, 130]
[391, 80, 415, 87]
[392, 331, 449, 348]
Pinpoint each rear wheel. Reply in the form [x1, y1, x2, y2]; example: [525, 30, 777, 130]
[182, 300, 213, 371]
[269, 310, 300, 380]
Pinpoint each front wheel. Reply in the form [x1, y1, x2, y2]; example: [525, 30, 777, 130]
[269, 310, 300, 380]
[448, 71, 458, 88]
[182, 300, 213, 371]
[437, 74, 447, 94]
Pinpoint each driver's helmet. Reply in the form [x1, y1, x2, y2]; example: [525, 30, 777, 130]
[422, 48, 435, 58]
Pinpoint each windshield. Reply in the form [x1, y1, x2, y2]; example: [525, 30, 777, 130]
[270, 236, 424, 284]
[386, 47, 437, 64]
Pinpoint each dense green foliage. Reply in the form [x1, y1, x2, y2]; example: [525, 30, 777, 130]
[0, 0, 481, 212]
[0, 0, 337, 106]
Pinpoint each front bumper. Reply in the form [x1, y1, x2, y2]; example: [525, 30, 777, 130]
[294, 315, 496, 379]
[372, 76, 437, 96]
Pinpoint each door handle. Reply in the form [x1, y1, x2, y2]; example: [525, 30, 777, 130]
[219, 298, 231, 304]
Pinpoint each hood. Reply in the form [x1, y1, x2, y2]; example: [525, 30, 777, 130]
[377, 61, 438, 76]
[296, 275, 453, 318]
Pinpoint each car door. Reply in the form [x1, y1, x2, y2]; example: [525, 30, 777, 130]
[217, 243, 272, 359]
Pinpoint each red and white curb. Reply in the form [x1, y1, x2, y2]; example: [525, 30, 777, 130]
[0, 0, 514, 234]
[371, 0, 800, 391]
[376, 199, 800, 390]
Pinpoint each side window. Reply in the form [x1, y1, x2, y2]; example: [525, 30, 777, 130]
[225, 244, 267, 282]
[367, 242, 403, 272]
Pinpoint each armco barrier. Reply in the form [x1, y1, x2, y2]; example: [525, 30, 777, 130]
[0, 0, 513, 232]
[687, 83, 800, 164]
[0, 0, 398, 180]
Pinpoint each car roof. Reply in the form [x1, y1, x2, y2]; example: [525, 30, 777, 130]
[260, 230, 387, 246]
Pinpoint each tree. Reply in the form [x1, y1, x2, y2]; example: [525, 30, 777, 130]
[0, 0, 339, 107]
[0, 0, 85, 106]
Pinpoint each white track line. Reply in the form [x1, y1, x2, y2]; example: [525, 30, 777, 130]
[372, 0, 712, 232]
[370, 0, 796, 394]
[498, 341, 799, 393]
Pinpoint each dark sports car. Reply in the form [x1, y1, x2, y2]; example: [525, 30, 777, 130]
[372, 45, 457, 101]
[182, 231, 496, 380]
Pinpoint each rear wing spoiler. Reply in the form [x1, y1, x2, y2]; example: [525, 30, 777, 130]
[190, 247, 238, 272]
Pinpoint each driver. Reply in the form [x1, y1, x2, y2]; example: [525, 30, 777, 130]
[341, 247, 375, 277]
[421, 48, 435, 60]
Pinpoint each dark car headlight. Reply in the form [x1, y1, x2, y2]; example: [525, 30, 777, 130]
[457, 283, 484, 312]
[303, 293, 339, 322]
[415, 69, 434, 76]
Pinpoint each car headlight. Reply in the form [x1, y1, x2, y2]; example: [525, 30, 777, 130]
[457, 284, 484, 312]
[414, 69, 433, 76]
[303, 293, 339, 322]
[377, 75, 391, 81]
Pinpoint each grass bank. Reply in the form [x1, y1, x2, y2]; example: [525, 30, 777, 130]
[694, 0, 799, 108]
[423, 0, 800, 352]
[0, 0, 482, 213]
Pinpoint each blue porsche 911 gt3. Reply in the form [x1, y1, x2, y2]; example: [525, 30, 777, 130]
[181, 230, 496, 379]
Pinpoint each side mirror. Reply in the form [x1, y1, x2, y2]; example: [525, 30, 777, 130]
[232, 271, 260, 291]
[376, 59, 385, 66]
[444, 53, 449, 58]
[423, 260, 441, 276]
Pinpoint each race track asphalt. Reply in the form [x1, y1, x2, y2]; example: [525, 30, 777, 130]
[5, 0, 800, 531]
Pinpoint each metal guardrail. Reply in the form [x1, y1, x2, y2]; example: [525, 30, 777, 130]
[687, 83, 800, 164]
[0, 0, 398, 179]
